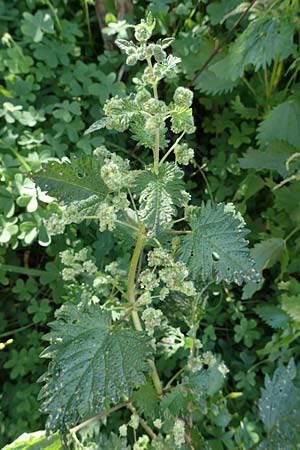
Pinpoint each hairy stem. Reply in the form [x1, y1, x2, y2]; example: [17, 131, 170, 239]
[82, 0, 93, 44]
[127, 232, 163, 395]
[70, 401, 129, 433]
[146, 56, 160, 172]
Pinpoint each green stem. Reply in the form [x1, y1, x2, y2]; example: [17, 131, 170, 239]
[0, 323, 34, 339]
[263, 68, 270, 100]
[146, 56, 160, 173]
[0, 264, 45, 277]
[82, 0, 93, 45]
[164, 368, 185, 391]
[242, 77, 259, 100]
[45, 0, 62, 32]
[0, 141, 31, 171]
[127, 232, 163, 395]
[160, 131, 185, 165]
[285, 225, 300, 243]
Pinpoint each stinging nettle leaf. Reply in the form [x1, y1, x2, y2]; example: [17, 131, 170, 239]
[180, 202, 259, 285]
[258, 359, 300, 449]
[2, 430, 61, 450]
[258, 98, 300, 149]
[255, 305, 289, 329]
[32, 152, 109, 205]
[135, 163, 186, 233]
[38, 303, 153, 432]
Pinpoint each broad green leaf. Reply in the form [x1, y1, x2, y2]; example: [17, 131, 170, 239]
[258, 359, 300, 449]
[3, 431, 61, 450]
[258, 98, 300, 149]
[239, 141, 295, 177]
[250, 238, 286, 271]
[281, 294, 300, 322]
[32, 151, 110, 220]
[39, 303, 153, 432]
[132, 382, 160, 419]
[242, 238, 286, 299]
[211, 15, 295, 81]
[180, 202, 259, 285]
[21, 11, 55, 43]
[187, 365, 225, 396]
[135, 163, 186, 233]
[255, 305, 289, 329]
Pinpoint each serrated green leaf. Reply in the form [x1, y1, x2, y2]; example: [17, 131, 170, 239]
[251, 238, 286, 271]
[255, 305, 289, 329]
[211, 15, 295, 81]
[3, 431, 61, 450]
[281, 294, 300, 322]
[187, 366, 225, 396]
[135, 163, 186, 233]
[180, 202, 259, 285]
[32, 152, 109, 205]
[258, 359, 300, 449]
[131, 382, 159, 419]
[38, 303, 153, 432]
[239, 141, 295, 177]
[258, 98, 300, 149]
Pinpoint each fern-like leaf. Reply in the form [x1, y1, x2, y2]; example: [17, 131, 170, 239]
[134, 163, 186, 233]
[38, 303, 152, 432]
[258, 359, 300, 449]
[180, 202, 259, 284]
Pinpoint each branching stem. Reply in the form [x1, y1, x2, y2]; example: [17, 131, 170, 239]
[69, 401, 129, 433]
[127, 232, 163, 395]
[146, 56, 160, 172]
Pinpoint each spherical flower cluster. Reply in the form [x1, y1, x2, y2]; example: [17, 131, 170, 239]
[171, 110, 196, 134]
[138, 269, 159, 291]
[101, 161, 124, 191]
[135, 88, 152, 105]
[103, 96, 131, 132]
[44, 213, 65, 236]
[98, 148, 132, 192]
[153, 418, 163, 429]
[60, 248, 97, 282]
[202, 351, 217, 368]
[172, 418, 185, 447]
[218, 361, 229, 377]
[134, 20, 152, 43]
[145, 115, 165, 134]
[159, 261, 196, 297]
[174, 143, 194, 165]
[160, 326, 185, 356]
[136, 291, 152, 307]
[173, 87, 193, 108]
[119, 424, 128, 437]
[151, 44, 167, 62]
[148, 247, 172, 267]
[98, 202, 117, 232]
[133, 435, 149, 450]
[129, 413, 140, 430]
[141, 307, 164, 335]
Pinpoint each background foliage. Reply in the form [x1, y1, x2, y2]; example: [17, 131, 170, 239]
[1, 0, 300, 449]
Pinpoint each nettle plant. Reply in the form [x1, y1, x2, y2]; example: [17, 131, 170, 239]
[32, 14, 260, 449]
